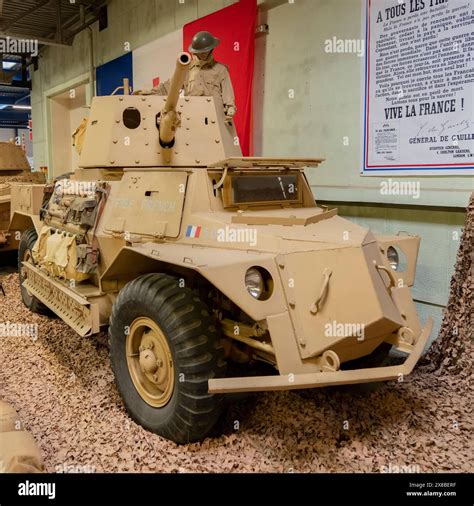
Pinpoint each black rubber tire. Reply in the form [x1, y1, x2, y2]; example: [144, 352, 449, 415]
[18, 228, 49, 314]
[109, 273, 227, 444]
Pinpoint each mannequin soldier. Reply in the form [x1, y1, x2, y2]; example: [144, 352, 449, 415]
[135, 31, 237, 123]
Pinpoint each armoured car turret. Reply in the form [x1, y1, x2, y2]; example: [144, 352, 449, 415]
[10, 53, 433, 443]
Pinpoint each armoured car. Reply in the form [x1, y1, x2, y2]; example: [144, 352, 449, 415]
[9, 53, 432, 443]
[0, 142, 44, 250]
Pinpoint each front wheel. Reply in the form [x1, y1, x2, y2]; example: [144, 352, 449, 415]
[109, 273, 227, 444]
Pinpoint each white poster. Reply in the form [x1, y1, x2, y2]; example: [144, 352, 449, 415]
[363, 0, 474, 175]
[132, 29, 183, 92]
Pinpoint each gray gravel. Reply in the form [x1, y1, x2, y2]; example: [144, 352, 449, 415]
[0, 273, 472, 473]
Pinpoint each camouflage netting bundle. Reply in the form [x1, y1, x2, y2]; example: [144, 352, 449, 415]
[0, 172, 44, 185]
[0, 174, 21, 184]
[421, 192, 473, 374]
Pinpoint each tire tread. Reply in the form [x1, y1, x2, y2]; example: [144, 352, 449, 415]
[108, 273, 227, 443]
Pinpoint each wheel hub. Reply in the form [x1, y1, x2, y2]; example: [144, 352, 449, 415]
[126, 317, 174, 408]
[139, 349, 158, 374]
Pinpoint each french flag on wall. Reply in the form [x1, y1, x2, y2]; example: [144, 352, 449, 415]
[186, 225, 202, 239]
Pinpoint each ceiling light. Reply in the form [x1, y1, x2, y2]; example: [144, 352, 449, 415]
[2, 62, 17, 70]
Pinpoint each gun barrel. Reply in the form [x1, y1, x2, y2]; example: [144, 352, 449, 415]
[160, 52, 192, 147]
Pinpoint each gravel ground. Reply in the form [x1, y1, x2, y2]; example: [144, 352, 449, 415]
[0, 273, 472, 474]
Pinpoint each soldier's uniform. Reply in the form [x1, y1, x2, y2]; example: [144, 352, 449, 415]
[151, 54, 236, 118]
[136, 31, 237, 121]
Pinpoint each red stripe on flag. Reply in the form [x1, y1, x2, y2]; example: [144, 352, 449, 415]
[183, 0, 256, 156]
[195, 226, 202, 238]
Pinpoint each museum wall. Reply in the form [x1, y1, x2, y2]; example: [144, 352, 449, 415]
[0, 127, 33, 158]
[0, 128, 17, 142]
[252, 0, 470, 343]
[254, 0, 471, 207]
[29, 0, 471, 343]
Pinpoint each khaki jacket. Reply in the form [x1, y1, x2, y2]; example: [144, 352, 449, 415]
[149, 55, 236, 113]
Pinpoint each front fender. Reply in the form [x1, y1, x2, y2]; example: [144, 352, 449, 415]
[375, 233, 420, 287]
[8, 212, 42, 235]
[101, 243, 287, 321]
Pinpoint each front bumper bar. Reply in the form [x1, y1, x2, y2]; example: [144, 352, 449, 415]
[208, 318, 433, 394]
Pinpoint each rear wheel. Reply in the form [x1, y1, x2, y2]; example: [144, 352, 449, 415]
[18, 228, 49, 314]
[109, 273, 227, 443]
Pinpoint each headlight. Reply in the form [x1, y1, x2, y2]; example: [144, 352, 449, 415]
[245, 268, 264, 299]
[387, 246, 399, 271]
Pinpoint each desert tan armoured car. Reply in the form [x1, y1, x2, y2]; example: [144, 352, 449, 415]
[9, 53, 433, 443]
[0, 142, 44, 250]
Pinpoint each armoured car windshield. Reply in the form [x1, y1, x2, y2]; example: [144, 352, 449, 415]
[224, 173, 302, 207]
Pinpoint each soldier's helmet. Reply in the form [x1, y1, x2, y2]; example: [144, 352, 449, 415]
[188, 31, 220, 54]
